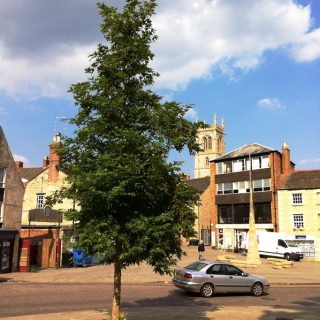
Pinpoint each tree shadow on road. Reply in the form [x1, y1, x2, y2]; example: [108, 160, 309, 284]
[261, 294, 320, 320]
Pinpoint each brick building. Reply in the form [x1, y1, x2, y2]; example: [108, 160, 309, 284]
[210, 142, 294, 250]
[185, 176, 211, 245]
[0, 126, 25, 273]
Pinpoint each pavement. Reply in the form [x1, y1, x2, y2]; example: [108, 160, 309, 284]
[1, 245, 320, 319]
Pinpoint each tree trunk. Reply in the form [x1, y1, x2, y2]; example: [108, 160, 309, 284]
[112, 241, 122, 320]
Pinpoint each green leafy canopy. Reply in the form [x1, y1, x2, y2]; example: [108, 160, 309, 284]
[52, 0, 206, 275]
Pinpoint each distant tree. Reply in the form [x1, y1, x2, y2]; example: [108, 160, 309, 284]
[50, 0, 206, 318]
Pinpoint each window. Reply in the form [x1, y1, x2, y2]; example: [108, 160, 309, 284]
[252, 157, 260, 170]
[205, 157, 209, 167]
[203, 137, 207, 150]
[233, 160, 241, 172]
[216, 161, 232, 174]
[0, 168, 5, 188]
[216, 183, 232, 194]
[225, 264, 242, 276]
[218, 180, 269, 194]
[232, 159, 249, 172]
[292, 193, 303, 205]
[261, 156, 269, 168]
[218, 205, 232, 224]
[234, 204, 249, 223]
[278, 239, 287, 248]
[253, 179, 270, 192]
[233, 182, 239, 194]
[36, 194, 46, 208]
[203, 136, 212, 150]
[207, 264, 224, 275]
[0, 168, 5, 224]
[224, 182, 232, 194]
[233, 181, 248, 194]
[255, 203, 271, 223]
[251, 156, 269, 170]
[253, 179, 262, 192]
[293, 214, 304, 229]
[316, 192, 320, 205]
[0, 200, 3, 223]
[208, 136, 212, 149]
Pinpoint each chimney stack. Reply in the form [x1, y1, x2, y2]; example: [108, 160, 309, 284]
[281, 142, 291, 174]
[15, 161, 23, 171]
[43, 156, 49, 168]
[48, 134, 61, 183]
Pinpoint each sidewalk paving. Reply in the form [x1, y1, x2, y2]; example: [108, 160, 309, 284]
[1, 245, 320, 319]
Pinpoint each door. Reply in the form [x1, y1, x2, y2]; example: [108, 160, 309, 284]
[202, 229, 211, 246]
[206, 264, 231, 293]
[0, 240, 13, 274]
[38, 239, 57, 268]
[224, 264, 251, 293]
[276, 239, 287, 256]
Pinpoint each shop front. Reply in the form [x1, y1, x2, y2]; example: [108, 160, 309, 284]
[0, 229, 19, 274]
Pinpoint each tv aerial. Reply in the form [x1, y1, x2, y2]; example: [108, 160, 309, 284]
[54, 117, 70, 136]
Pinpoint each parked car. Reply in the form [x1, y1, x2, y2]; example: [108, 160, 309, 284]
[172, 261, 270, 298]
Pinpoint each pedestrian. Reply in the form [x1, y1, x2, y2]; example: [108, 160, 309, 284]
[198, 240, 205, 260]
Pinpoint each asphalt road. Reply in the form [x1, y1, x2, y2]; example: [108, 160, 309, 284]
[0, 283, 320, 318]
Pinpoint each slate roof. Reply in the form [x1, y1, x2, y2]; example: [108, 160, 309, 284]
[278, 170, 320, 190]
[212, 143, 275, 162]
[19, 167, 47, 182]
[185, 176, 210, 194]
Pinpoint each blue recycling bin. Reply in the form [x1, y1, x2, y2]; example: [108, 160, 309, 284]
[73, 249, 92, 267]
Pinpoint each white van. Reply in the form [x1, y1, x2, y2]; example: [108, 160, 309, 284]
[245, 231, 304, 261]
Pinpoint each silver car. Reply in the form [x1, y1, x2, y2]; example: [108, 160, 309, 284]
[172, 261, 270, 298]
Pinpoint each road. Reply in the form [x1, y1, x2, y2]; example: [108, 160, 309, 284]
[0, 283, 319, 318]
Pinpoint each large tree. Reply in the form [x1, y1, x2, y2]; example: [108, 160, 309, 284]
[52, 0, 205, 318]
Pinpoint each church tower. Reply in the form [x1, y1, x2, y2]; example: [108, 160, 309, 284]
[194, 114, 225, 178]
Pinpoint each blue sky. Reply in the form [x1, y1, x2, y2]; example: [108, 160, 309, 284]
[0, 0, 319, 178]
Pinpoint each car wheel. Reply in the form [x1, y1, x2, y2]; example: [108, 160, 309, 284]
[251, 282, 263, 297]
[200, 283, 214, 298]
[284, 253, 291, 261]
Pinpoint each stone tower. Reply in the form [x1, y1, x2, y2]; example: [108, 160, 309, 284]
[194, 114, 225, 178]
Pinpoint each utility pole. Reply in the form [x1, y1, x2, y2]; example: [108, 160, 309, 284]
[246, 144, 261, 265]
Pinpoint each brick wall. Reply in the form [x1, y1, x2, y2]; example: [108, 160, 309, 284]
[210, 161, 218, 244]
[48, 142, 61, 183]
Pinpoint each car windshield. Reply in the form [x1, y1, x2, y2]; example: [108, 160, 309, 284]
[286, 240, 298, 247]
[185, 262, 208, 271]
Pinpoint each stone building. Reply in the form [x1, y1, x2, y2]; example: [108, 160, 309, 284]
[194, 114, 225, 178]
[17, 134, 74, 267]
[0, 126, 25, 273]
[277, 170, 320, 260]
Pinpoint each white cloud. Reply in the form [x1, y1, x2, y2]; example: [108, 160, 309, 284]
[258, 98, 285, 110]
[0, 0, 319, 98]
[13, 154, 31, 167]
[185, 108, 197, 120]
[298, 158, 320, 165]
[290, 28, 320, 62]
[0, 44, 94, 99]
